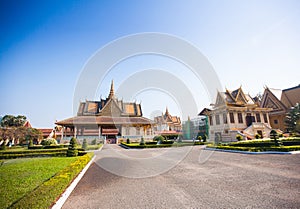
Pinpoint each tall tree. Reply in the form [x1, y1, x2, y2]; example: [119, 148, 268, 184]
[0, 115, 27, 127]
[285, 103, 300, 133]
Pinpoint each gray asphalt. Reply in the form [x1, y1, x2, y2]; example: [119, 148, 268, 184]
[62, 145, 300, 209]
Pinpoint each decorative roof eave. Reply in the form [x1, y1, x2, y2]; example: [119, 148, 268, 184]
[55, 116, 155, 126]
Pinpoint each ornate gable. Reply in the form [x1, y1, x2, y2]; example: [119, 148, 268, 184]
[261, 88, 286, 113]
[99, 99, 122, 117]
[235, 88, 248, 104]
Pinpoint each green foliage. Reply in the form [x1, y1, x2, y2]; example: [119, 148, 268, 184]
[153, 135, 165, 142]
[139, 137, 145, 145]
[67, 137, 78, 157]
[28, 139, 33, 148]
[236, 134, 242, 141]
[202, 134, 207, 142]
[0, 141, 6, 150]
[41, 138, 58, 146]
[255, 133, 261, 139]
[207, 144, 300, 152]
[6, 153, 93, 209]
[91, 138, 97, 145]
[270, 129, 280, 146]
[285, 103, 300, 133]
[198, 136, 202, 141]
[82, 138, 88, 150]
[0, 115, 27, 127]
[126, 138, 130, 144]
[0, 148, 68, 159]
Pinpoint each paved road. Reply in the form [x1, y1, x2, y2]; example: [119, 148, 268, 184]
[62, 145, 300, 209]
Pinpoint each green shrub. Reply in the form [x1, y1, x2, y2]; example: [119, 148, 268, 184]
[41, 138, 57, 146]
[255, 134, 261, 139]
[198, 136, 202, 142]
[140, 137, 145, 146]
[82, 139, 88, 150]
[145, 141, 157, 145]
[126, 138, 130, 144]
[153, 135, 165, 142]
[0, 141, 6, 150]
[67, 137, 78, 157]
[91, 139, 97, 145]
[236, 134, 242, 141]
[28, 139, 33, 148]
[202, 134, 207, 142]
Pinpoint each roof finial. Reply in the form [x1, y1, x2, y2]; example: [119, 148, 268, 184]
[165, 106, 169, 115]
[108, 80, 115, 99]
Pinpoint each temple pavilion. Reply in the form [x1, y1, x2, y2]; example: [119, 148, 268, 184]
[55, 81, 154, 144]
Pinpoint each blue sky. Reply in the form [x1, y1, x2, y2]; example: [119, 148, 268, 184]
[1, 0, 300, 127]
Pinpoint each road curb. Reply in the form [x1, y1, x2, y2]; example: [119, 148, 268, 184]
[51, 155, 96, 209]
[204, 147, 300, 155]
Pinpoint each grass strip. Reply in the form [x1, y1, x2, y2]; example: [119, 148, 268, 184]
[8, 153, 94, 209]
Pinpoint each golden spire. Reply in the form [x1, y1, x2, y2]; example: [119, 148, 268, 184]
[108, 80, 115, 99]
[165, 106, 170, 116]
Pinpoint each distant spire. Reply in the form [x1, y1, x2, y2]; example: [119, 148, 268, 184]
[108, 80, 115, 99]
[165, 106, 169, 115]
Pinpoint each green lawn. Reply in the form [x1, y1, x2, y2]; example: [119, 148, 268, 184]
[0, 157, 79, 209]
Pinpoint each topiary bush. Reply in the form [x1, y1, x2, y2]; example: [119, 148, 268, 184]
[198, 136, 202, 142]
[255, 133, 261, 139]
[28, 139, 33, 148]
[41, 138, 57, 146]
[139, 137, 145, 146]
[67, 137, 78, 157]
[91, 139, 97, 145]
[202, 134, 207, 142]
[82, 138, 88, 150]
[126, 138, 130, 144]
[153, 135, 165, 144]
[270, 129, 280, 146]
[236, 134, 242, 141]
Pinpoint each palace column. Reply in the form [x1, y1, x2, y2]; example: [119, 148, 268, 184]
[98, 125, 104, 144]
[74, 126, 77, 138]
[61, 127, 64, 140]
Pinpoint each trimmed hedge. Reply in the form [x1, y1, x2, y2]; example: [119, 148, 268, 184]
[207, 145, 300, 152]
[9, 153, 94, 209]
[0, 147, 85, 159]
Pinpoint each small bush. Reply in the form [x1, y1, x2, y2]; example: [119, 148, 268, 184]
[153, 135, 165, 142]
[236, 134, 242, 141]
[82, 139, 88, 150]
[140, 137, 145, 146]
[91, 139, 97, 145]
[0, 141, 6, 150]
[255, 134, 261, 139]
[126, 138, 130, 144]
[67, 138, 78, 157]
[203, 134, 207, 142]
[41, 138, 57, 146]
[198, 136, 202, 142]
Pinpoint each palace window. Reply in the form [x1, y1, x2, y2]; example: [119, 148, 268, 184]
[209, 116, 213, 126]
[215, 115, 220, 125]
[274, 119, 278, 124]
[223, 113, 227, 124]
[229, 112, 235, 123]
[263, 113, 268, 123]
[238, 112, 243, 123]
[256, 113, 261, 123]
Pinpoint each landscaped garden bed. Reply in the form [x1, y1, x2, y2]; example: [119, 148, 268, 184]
[0, 153, 94, 209]
[207, 137, 300, 152]
[121, 141, 209, 149]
